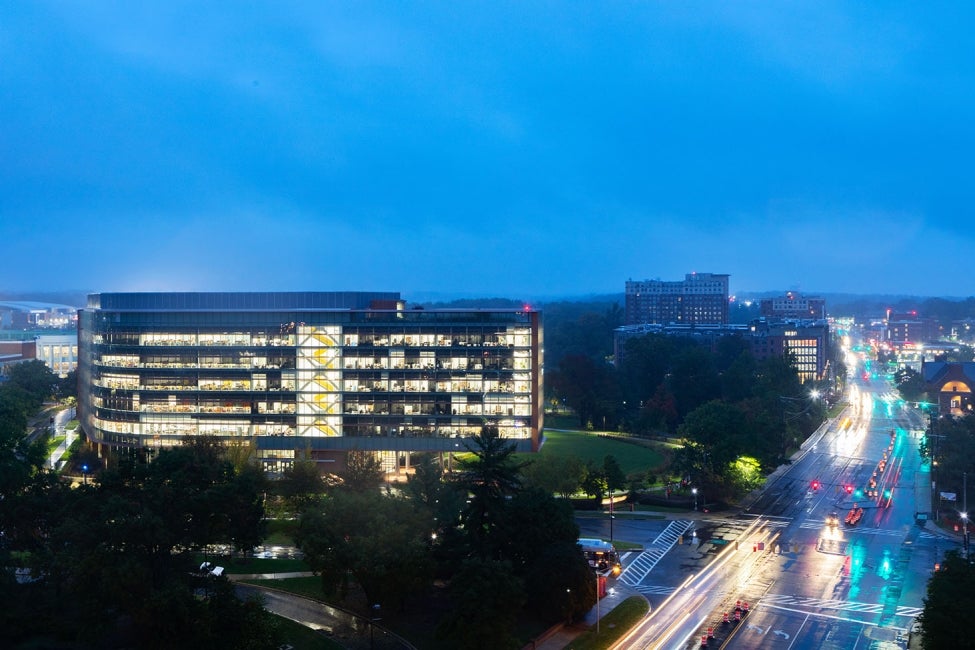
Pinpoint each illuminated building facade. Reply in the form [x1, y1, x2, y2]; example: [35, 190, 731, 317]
[759, 292, 826, 320]
[625, 272, 729, 326]
[921, 361, 975, 417]
[78, 292, 543, 472]
[614, 319, 830, 383]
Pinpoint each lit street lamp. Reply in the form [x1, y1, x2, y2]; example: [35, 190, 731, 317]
[81, 463, 89, 486]
[962, 512, 970, 561]
[692, 487, 698, 511]
[369, 603, 381, 649]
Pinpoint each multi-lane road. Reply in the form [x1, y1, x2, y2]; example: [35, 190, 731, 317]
[582, 369, 961, 649]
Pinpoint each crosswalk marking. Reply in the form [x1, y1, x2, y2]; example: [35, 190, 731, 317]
[762, 593, 923, 619]
[618, 520, 692, 587]
[632, 584, 676, 596]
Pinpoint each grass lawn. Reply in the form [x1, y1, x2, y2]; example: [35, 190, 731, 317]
[273, 615, 345, 650]
[243, 575, 325, 600]
[533, 429, 667, 476]
[566, 596, 650, 650]
[264, 518, 299, 546]
[195, 554, 310, 574]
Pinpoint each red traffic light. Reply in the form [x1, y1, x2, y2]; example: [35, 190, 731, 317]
[811, 480, 820, 491]
[845, 485, 854, 494]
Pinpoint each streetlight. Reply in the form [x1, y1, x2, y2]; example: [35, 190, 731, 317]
[692, 487, 698, 511]
[81, 463, 89, 486]
[962, 512, 970, 561]
[369, 603, 381, 649]
[594, 570, 600, 636]
[964, 472, 970, 561]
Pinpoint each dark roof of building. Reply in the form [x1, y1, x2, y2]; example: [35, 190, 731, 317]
[921, 361, 975, 384]
[87, 292, 402, 311]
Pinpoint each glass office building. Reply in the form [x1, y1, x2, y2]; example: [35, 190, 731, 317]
[78, 292, 543, 472]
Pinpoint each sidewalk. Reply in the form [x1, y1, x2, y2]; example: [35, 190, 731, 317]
[529, 576, 643, 650]
[234, 582, 414, 650]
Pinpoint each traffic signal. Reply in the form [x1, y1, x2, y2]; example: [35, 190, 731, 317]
[845, 485, 854, 495]
[811, 480, 821, 491]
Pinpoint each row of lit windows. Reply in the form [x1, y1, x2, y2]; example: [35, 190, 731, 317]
[93, 330, 530, 349]
[94, 395, 531, 415]
[96, 353, 530, 371]
[93, 376, 531, 394]
[88, 416, 531, 443]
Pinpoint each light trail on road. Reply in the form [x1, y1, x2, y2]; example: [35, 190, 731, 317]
[612, 518, 779, 650]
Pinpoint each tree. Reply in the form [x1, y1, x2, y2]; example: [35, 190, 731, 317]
[638, 382, 679, 434]
[403, 454, 465, 536]
[56, 368, 78, 400]
[669, 346, 721, 419]
[5, 360, 58, 410]
[550, 354, 619, 429]
[1, 436, 278, 648]
[295, 489, 433, 607]
[0, 384, 48, 503]
[217, 464, 268, 557]
[435, 557, 526, 650]
[499, 487, 581, 576]
[455, 426, 527, 558]
[919, 550, 975, 649]
[278, 456, 327, 512]
[931, 414, 975, 504]
[520, 453, 585, 498]
[580, 461, 608, 503]
[895, 366, 927, 403]
[340, 449, 385, 491]
[603, 455, 626, 495]
[526, 540, 596, 624]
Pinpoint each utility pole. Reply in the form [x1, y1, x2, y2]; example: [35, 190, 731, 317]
[965, 472, 970, 561]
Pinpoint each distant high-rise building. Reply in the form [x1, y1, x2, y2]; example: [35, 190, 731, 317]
[78, 292, 543, 475]
[625, 272, 729, 326]
[759, 292, 826, 320]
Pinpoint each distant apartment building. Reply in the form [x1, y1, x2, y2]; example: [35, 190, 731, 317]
[886, 310, 941, 346]
[625, 272, 729, 326]
[759, 292, 826, 320]
[614, 318, 830, 384]
[78, 292, 543, 474]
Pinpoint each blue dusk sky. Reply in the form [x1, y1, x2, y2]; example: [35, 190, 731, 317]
[2, 2, 973, 300]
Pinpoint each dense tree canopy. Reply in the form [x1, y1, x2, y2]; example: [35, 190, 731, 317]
[920, 550, 975, 649]
[4, 360, 58, 411]
[296, 488, 434, 608]
[1, 436, 276, 649]
[929, 414, 975, 506]
[895, 366, 928, 404]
